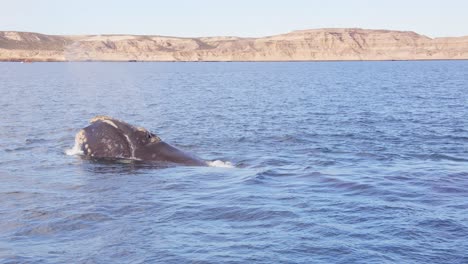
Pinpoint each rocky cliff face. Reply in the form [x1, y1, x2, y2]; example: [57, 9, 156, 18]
[1, 28, 467, 61]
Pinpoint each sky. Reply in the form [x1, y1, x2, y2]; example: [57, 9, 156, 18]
[1, 0, 468, 38]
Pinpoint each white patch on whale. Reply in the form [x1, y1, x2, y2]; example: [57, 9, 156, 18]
[102, 120, 118, 129]
[123, 134, 136, 158]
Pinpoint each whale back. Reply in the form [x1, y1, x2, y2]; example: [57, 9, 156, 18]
[80, 121, 133, 159]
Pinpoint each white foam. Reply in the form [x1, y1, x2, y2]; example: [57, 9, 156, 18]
[207, 160, 235, 168]
[65, 140, 83, 156]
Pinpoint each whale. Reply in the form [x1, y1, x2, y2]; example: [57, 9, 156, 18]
[71, 116, 207, 166]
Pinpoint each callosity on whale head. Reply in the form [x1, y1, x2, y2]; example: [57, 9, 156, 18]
[72, 115, 207, 166]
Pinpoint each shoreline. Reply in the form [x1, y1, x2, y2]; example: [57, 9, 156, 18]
[2, 28, 468, 62]
[2, 59, 468, 63]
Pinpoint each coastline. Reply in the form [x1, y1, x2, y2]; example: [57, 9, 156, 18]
[2, 28, 468, 62]
[2, 59, 468, 62]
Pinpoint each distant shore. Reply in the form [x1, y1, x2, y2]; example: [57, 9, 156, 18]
[1, 28, 468, 62]
[3, 59, 468, 63]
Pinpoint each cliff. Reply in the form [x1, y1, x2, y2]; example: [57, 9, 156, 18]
[1, 28, 468, 61]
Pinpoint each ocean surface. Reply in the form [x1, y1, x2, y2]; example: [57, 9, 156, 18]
[0, 61, 467, 263]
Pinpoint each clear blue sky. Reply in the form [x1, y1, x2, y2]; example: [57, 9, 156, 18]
[2, 0, 468, 38]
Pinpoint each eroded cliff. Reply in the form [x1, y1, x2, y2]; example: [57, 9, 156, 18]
[1, 28, 467, 61]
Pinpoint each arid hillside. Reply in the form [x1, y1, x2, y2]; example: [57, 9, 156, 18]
[1, 28, 467, 61]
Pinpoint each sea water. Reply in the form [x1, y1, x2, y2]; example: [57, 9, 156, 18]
[0, 61, 467, 263]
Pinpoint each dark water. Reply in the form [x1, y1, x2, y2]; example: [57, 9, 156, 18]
[0, 61, 467, 263]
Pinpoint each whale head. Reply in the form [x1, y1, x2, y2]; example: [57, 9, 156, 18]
[75, 115, 161, 159]
[73, 116, 206, 166]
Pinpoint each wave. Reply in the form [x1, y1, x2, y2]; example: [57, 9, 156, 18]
[413, 153, 468, 162]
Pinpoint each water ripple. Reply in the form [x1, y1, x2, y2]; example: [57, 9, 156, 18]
[1, 61, 467, 263]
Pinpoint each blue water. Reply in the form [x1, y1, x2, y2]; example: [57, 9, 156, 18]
[0, 61, 467, 263]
